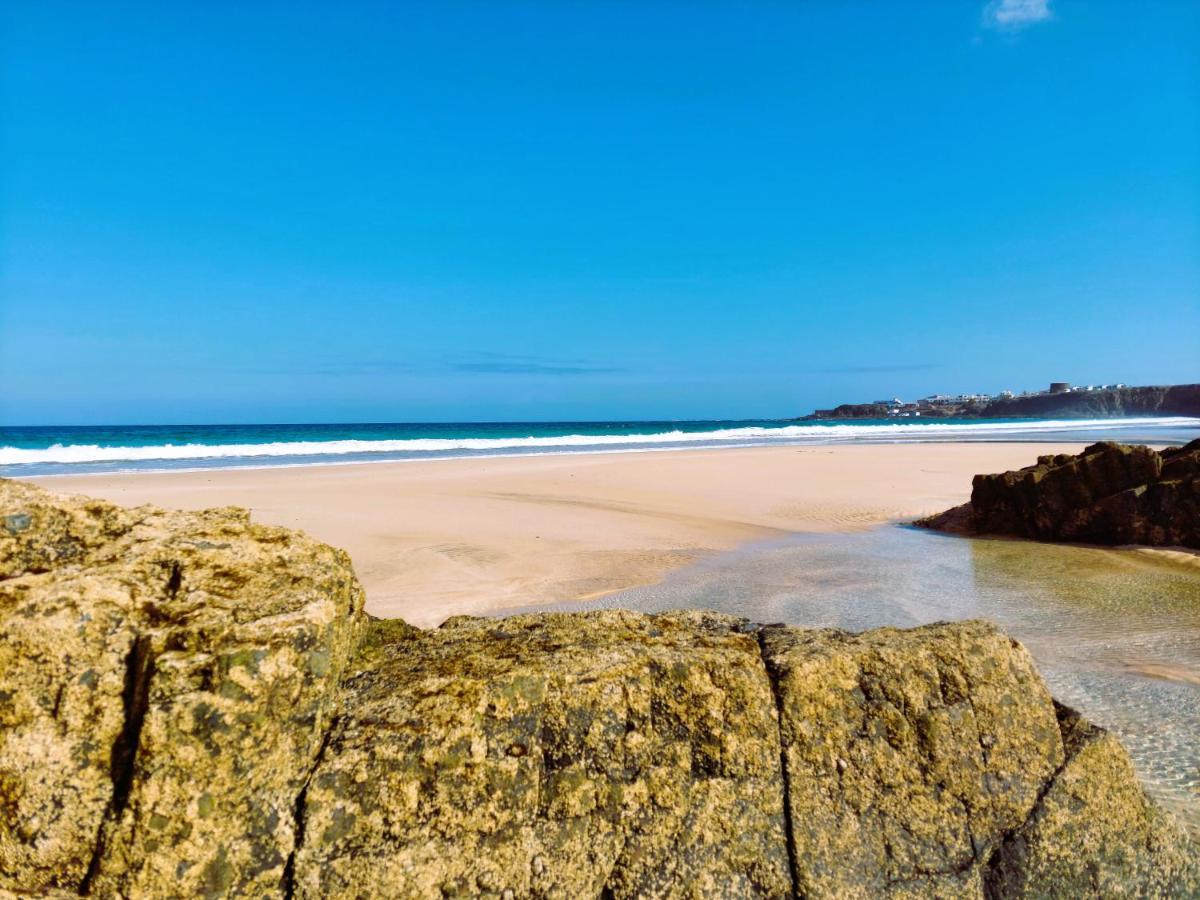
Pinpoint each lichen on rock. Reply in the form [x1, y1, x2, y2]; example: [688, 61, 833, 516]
[1, 478, 1197, 898]
[0, 479, 365, 897]
[292, 609, 793, 899]
[759, 621, 1064, 897]
[984, 702, 1200, 897]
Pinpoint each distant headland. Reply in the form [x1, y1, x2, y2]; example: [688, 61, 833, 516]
[799, 382, 1200, 421]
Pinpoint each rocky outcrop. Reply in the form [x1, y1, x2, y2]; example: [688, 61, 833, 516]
[985, 703, 1200, 897]
[760, 622, 1065, 897]
[0, 480, 365, 897]
[2, 479, 1197, 897]
[916, 440, 1200, 549]
[801, 401, 988, 420]
[293, 610, 792, 898]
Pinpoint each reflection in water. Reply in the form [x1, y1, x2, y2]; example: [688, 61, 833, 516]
[506, 527, 1200, 830]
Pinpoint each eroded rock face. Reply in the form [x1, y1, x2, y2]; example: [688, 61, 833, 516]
[0, 565, 137, 891]
[0, 480, 365, 897]
[917, 440, 1200, 549]
[985, 703, 1200, 897]
[760, 622, 1065, 898]
[293, 609, 792, 899]
[1, 478, 1196, 898]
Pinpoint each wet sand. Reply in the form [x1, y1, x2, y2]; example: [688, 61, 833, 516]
[29, 441, 1095, 626]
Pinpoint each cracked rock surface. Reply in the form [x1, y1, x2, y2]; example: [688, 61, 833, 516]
[1, 479, 1196, 898]
[760, 622, 1063, 898]
[292, 609, 792, 899]
[0, 479, 365, 896]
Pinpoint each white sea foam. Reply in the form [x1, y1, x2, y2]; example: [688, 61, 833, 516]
[2, 418, 1196, 467]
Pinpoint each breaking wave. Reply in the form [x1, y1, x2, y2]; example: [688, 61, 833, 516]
[3, 417, 1197, 468]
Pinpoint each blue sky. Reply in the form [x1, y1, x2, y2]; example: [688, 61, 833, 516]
[2, 0, 1197, 424]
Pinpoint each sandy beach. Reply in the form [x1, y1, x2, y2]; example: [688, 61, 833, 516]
[26, 441, 1091, 627]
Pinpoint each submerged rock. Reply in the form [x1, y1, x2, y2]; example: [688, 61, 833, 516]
[1, 478, 1196, 897]
[916, 440, 1200, 549]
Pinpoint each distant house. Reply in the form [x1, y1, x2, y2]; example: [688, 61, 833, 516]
[1049, 382, 1071, 394]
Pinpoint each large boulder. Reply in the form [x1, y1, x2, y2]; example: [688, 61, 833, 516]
[760, 621, 1063, 897]
[760, 624, 1199, 897]
[917, 440, 1200, 549]
[0, 480, 365, 897]
[295, 615, 1198, 899]
[1, 478, 1196, 897]
[292, 610, 792, 899]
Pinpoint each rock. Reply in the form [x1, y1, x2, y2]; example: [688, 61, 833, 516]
[291, 609, 793, 899]
[760, 621, 1064, 897]
[0, 479, 365, 897]
[916, 440, 1200, 549]
[1, 478, 1196, 897]
[913, 500, 974, 535]
[984, 703, 1200, 896]
[0, 561, 139, 891]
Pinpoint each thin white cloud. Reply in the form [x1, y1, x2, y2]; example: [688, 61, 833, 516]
[983, 0, 1053, 29]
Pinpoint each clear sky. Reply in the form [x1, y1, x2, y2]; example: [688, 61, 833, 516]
[2, 0, 1197, 425]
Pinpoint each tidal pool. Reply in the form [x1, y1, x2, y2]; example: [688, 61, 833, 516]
[510, 527, 1200, 830]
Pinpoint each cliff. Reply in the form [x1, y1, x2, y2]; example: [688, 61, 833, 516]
[916, 439, 1200, 549]
[979, 383, 1200, 419]
[801, 382, 1200, 421]
[2, 479, 1197, 898]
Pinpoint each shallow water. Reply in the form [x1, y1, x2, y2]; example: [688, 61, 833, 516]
[506, 527, 1200, 830]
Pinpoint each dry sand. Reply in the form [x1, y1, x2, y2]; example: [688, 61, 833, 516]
[29, 442, 1086, 627]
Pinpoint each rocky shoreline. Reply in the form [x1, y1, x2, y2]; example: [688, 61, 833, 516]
[2, 478, 1198, 897]
[916, 439, 1200, 550]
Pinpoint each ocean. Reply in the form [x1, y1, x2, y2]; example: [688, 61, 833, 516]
[2, 417, 1198, 477]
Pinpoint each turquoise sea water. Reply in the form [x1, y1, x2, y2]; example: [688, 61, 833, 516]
[3, 417, 1198, 476]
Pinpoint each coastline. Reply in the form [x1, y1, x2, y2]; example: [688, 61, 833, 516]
[5, 415, 1197, 477]
[25, 440, 1110, 627]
